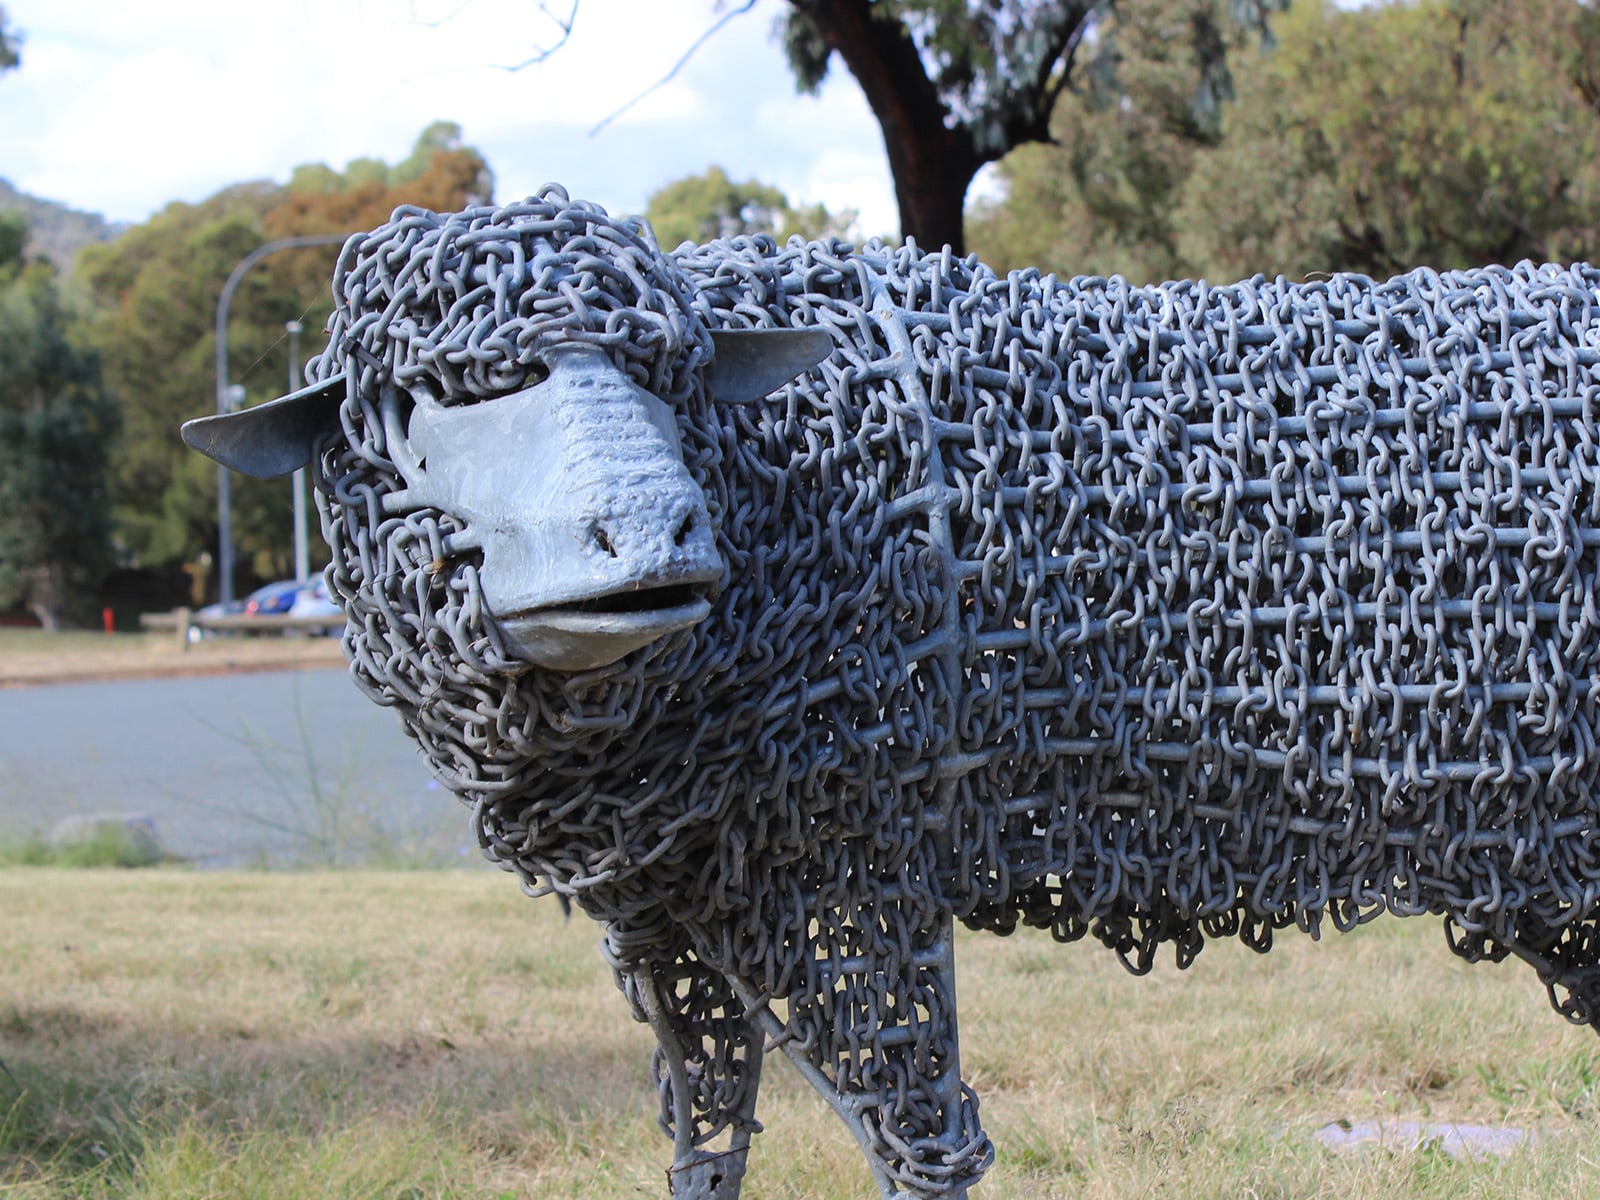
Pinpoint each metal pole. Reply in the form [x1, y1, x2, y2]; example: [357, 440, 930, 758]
[216, 382, 245, 606]
[286, 320, 309, 584]
[213, 232, 349, 604]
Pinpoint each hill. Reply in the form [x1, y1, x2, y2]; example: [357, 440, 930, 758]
[0, 177, 123, 267]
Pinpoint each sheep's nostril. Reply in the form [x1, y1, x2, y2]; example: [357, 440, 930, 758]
[674, 511, 699, 547]
[592, 525, 618, 557]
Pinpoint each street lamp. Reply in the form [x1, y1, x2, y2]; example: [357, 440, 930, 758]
[286, 320, 310, 584]
[215, 383, 247, 606]
[213, 232, 348, 604]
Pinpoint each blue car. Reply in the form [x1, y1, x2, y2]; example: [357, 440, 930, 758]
[242, 579, 302, 616]
[192, 579, 313, 639]
[287, 575, 341, 635]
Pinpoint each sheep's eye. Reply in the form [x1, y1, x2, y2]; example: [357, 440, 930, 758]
[525, 360, 551, 387]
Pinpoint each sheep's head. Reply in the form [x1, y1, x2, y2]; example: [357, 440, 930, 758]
[183, 188, 828, 675]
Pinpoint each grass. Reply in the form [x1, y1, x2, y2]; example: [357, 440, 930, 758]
[0, 826, 163, 869]
[0, 626, 342, 688]
[1, 869, 1598, 1198]
[0, 629, 153, 655]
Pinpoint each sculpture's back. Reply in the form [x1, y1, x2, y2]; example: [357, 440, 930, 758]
[184, 189, 1600, 1200]
[680, 232, 1600, 1005]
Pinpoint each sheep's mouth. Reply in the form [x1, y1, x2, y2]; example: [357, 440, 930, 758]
[494, 584, 714, 671]
[556, 583, 704, 617]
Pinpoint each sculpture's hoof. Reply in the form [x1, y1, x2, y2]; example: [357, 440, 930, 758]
[667, 1148, 748, 1200]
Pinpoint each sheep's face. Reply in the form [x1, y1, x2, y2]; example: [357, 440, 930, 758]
[180, 191, 831, 683]
[393, 341, 722, 671]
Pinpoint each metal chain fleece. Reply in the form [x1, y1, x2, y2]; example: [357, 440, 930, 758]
[291, 186, 1600, 1199]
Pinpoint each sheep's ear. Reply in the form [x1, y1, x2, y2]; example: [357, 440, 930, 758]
[181, 374, 347, 479]
[705, 328, 832, 403]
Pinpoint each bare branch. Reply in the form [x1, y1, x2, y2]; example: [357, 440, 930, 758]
[588, 0, 760, 137]
[404, 0, 481, 31]
[495, 0, 581, 72]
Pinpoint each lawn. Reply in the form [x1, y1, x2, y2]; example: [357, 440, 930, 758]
[1, 868, 1598, 1199]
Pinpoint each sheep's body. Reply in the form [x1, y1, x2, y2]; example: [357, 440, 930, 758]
[206, 190, 1600, 1199]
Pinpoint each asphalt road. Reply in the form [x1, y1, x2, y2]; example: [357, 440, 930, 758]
[0, 668, 470, 867]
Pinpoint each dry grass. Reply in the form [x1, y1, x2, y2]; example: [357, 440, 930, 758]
[2, 869, 1598, 1198]
[0, 629, 342, 688]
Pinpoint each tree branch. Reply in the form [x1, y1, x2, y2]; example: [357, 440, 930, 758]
[588, 0, 761, 136]
[494, 0, 581, 72]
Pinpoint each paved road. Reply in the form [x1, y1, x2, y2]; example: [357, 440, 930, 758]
[0, 669, 471, 867]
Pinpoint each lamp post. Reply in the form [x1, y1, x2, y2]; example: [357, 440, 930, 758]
[213, 232, 350, 604]
[286, 319, 310, 584]
[215, 383, 246, 605]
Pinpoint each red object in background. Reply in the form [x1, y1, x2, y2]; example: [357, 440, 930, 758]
[102, 607, 114, 634]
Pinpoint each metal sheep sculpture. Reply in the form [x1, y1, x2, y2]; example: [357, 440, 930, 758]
[185, 186, 1600, 1200]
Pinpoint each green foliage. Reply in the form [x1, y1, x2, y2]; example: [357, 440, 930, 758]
[971, 0, 1600, 284]
[969, 0, 1260, 281]
[773, 0, 1285, 249]
[0, 5, 19, 74]
[644, 165, 855, 247]
[0, 827, 163, 868]
[74, 127, 494, 596]
[0, 214, 21, 271]
[76, 187, 279, 584]
[392, 120, 477, 185]
[780, 5, 831, 93]
[1179, 0, 1600, 279]
[284, 122, 491, 204]
[0, 258, 116, 629]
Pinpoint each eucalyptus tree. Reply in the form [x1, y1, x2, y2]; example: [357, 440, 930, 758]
[645, 165, 855, 246]
[1179, 0, 1600, 278]
[0, 237, 116, 629]
[532, 0, 1285, 250]
[0, 5, 19, 74]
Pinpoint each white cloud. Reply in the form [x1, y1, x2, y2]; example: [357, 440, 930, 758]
[1, 0, 897, 238]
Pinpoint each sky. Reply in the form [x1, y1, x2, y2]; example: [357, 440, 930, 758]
[0, 0, 902, 239]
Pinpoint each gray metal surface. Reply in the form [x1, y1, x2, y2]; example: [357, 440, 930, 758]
[189, 187, 1600, 1198]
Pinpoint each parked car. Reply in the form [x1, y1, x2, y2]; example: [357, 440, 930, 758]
[245, 579, 303, 616]
[192, 578, 319, 639]
[287, 575, 341, 635]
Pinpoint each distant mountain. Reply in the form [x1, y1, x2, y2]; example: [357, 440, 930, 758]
[0, 179, 124, 269]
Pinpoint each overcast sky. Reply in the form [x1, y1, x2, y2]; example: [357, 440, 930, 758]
[0, 0, 901, 238]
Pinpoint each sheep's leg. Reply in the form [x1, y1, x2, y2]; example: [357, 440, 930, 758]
[605, 925, 764, 1200]
[724, 910, 992, 1200]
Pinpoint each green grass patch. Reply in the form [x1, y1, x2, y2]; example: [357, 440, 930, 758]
[0, 826, 164, 869]
[1, 869, 1597, 1198]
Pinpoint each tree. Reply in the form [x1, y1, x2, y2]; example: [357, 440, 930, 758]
[1176, 0, 1600, 279]
[645, 165, 856, 246]
[262, 121, 494, 305]
[77, 185, 279, 584]
[0, 5, 20, 74]
[518, 1, 1281, 251]
[0, 240, 117, 629]
[968, 0, 1600, 283]
[770, 0, 1285, 251]
[75, 127, 496, 596]
[967, 0, 1259, 281]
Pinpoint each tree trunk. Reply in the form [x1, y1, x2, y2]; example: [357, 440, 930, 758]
[792, 0, 982, 252]
[29, 563, 65, 632]
[894, 144, 980, 255]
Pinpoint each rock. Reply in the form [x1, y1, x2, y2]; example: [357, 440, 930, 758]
[1314, 1119, 1541, 1159]
[48, 813, 164, 866]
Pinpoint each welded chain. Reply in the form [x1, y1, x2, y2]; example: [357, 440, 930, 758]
[306, 186, 1600, 1199]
